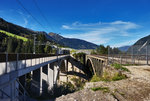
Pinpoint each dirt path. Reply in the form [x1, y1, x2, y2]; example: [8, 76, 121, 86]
[56, 65, 150, 101]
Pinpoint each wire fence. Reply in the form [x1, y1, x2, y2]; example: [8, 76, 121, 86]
[108, 45, 150, 65]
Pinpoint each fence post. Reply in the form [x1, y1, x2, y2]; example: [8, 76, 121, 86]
[120, 55, 122, 65]
[132, 46, 134, 64]
[146, 45, 148, 65]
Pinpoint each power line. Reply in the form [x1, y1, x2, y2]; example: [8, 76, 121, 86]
[16, 0, 46, 30]
[32, 0, 54, 32]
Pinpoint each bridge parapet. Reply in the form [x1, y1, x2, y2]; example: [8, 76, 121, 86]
[0, 54, 69, 76]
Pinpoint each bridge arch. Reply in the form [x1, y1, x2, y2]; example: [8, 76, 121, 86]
[86, 58, 96, 78]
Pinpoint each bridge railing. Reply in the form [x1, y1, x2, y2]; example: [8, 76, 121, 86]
[107, 45, 150, 65]
[0, 53, 69, 76]
[108, 54, 150, 65]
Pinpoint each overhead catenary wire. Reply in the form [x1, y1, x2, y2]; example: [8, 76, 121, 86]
[15, 0, 46, 30]
[32, 0, 54, 32]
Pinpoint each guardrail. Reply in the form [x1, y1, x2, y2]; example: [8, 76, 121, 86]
[0, 53, 69, 76]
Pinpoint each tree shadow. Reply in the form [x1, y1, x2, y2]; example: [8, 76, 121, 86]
[64, 71, 88, 80]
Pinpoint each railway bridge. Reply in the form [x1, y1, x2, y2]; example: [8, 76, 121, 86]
[0, 54, 108, 101]
[85, 55, 108, 77]
[0, 53, 71, 101]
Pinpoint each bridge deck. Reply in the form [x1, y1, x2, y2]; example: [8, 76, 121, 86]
[0, 54, 69, 88]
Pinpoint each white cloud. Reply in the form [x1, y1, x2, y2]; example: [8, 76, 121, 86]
[22, 18, 28, 27]
[62, 20, 140, 46]
[62, 25, 71, 29]
[17, 10, 30, 27]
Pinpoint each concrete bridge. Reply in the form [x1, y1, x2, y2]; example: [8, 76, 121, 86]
[0, 54, 108, 101]
[0, 53, 71, 101]
[85, 55, 108, 77]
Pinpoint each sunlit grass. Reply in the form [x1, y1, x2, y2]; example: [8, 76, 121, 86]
[111, 63, 129, 72]
[0, 30, 28, 41]
[91, 86, 110, 93]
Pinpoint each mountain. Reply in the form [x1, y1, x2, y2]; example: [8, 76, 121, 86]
[48, 32, 98, 49]
[133, 35, 150, 45]
[119, 46, 130, 52]
[127, 34, 150, 54]
[0, 18, 37, 37]
[0, 18, 98, 49]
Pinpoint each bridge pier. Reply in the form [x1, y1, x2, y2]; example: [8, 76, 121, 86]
[32, 67, 42, 96]
[31, 63, 59, 96]
[48, 63, 54, 90]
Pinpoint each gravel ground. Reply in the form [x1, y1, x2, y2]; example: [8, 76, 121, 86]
[56, 65, 150, 101]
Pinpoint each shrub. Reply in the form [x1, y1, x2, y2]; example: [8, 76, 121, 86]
[112, 72, 127, 81]
[90, 71, 127, 82]
[71, 77, 85, 90]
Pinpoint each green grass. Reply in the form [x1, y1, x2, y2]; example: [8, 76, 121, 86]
[122, 64, 139, 66]
[91, 87, 109, 93]
[90, 71, 127, 82]
[90, 75, 101, 82]
[111, 63, 129, 72]
[112, 72, 127, 81]
[0, 30, 28, 42]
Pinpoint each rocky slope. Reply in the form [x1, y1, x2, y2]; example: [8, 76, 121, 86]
[56, 65, 150, 101]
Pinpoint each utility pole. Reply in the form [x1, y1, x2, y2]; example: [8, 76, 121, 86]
[33, 34, 36, 54]
[57, 45, 58, 62]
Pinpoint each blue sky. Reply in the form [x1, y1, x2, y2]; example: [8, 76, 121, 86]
[0, 0, 150, 47]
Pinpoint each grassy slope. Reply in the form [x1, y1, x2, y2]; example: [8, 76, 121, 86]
[0, 30, 28, 41]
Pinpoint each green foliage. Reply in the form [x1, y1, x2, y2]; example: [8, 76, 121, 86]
[90, 75, 101, 82]
[90, 70, 127, 82]
[91, 87, 109, 93]
[111, 63, 129, 72]
[61, 82, 76, 92]
[100, 71, 112, 82]
[72, 52, 86, 64]
[15, 39, 23, 53]
[71, 77, 85, 90]
[44, 45, 52, 53]
[91, 44, 121, 55]
[0, 30, 28, 41]
[90, 49, 97, 55]
[96, 45, 108, 54]
[70, 49, 76, 54]
[112, 72, 127, 81]
[122, 64, 139, 66]
[0, 31, 53, 53]
[7, 37, 18, 53]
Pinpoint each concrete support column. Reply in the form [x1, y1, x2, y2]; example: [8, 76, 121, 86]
[64, 60, 68, 72]
[48, 63, 54, 90]
[53, 64, 59, 85]
[32, 67, 42, 96]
